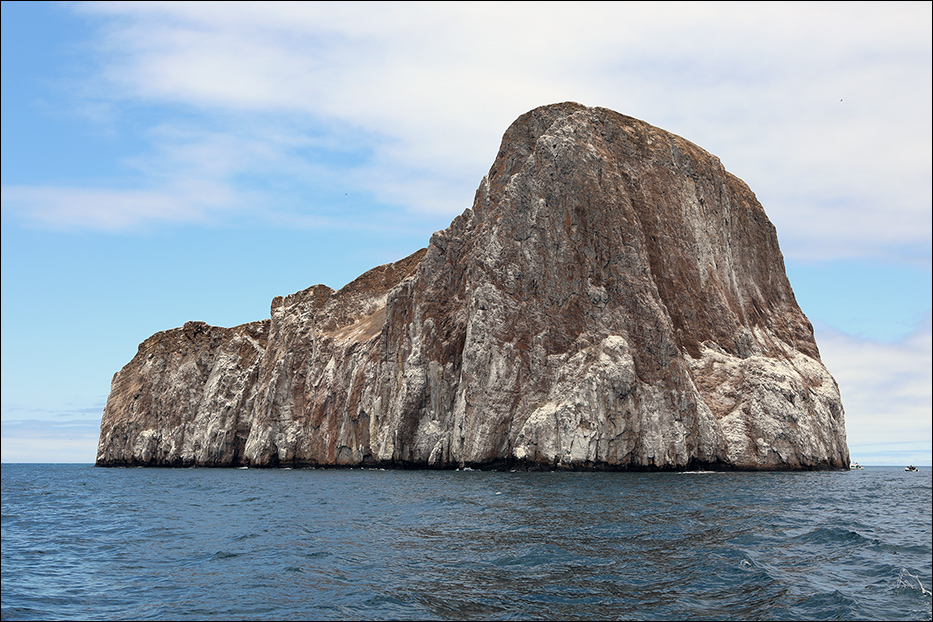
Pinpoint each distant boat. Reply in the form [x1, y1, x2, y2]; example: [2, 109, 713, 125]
[905, 465, 919, 472]
[850, 462, 864, 470]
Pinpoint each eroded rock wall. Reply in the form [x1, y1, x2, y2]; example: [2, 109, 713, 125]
[97, 103, 849, 470]
[96, 320, 269, 466]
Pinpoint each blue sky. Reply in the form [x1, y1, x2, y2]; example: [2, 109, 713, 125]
[2, 1, 930, 465]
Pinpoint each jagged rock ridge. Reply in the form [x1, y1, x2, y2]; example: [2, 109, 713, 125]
[97, 102, 849, 470]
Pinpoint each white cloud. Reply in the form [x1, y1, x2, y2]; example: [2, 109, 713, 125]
[2, 118, 387, 231]
[1, 419, 100, 463]
[816, 316, 932, 464]
[0, 403, 103, 463]
[5, 1, 928, 260]
[1, 184, 225, 231]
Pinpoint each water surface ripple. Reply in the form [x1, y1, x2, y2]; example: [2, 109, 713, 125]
[2, 465, 930, 620]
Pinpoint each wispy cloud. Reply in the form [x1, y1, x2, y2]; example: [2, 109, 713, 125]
[2, 183, 232, 231]
[4, 1, 930, 261]
[816, 315, 932, 461]
[1, 418, 101, 463]
[0, 404, 103, 463]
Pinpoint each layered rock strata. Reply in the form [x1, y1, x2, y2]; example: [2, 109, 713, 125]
[97, 102, 849, 470]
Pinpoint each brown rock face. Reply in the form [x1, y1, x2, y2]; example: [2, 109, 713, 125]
[97, 103, 849, 470]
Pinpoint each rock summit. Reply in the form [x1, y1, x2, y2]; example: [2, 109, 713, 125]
[97, 102, 849, 470]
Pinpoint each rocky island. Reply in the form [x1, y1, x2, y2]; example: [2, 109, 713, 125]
[96, 102, 850, 470]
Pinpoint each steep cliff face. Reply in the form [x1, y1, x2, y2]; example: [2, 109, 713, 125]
[97, 102, 849, 470]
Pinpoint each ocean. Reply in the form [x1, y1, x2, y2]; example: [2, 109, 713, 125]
[1, 464, 930, 621]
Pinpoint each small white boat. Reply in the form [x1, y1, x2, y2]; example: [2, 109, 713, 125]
[905, 465, 919, 472]
[850, 462, 864, 470]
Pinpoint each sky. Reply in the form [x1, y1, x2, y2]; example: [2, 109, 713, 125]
[1, 1, 930, 466]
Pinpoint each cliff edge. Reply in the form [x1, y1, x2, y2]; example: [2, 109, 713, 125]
[97, 102, 849, 470]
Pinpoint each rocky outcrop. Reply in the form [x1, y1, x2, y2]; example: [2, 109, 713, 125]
[97, 102, 849, 470]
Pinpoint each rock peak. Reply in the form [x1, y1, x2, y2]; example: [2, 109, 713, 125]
[97, 104, 849, 470]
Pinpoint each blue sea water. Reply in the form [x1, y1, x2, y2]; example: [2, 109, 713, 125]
[1, 465, 930, 621]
